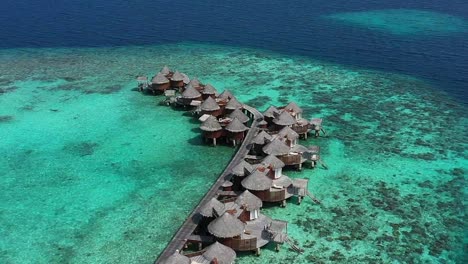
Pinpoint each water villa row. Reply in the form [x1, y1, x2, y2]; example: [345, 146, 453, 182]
[136, 66, 326, 264]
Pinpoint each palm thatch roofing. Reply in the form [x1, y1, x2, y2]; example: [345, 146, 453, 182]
[251, 130, 272, 145]
[262, 138, 290, 156]
[261, 154, 285, 169]
[263, 106, 279, 118]
[160, 252, 190, 264]
[182, 84, 202, 99]
[229, 109, 249, 123]
[218, 90, 234, 100]
[235, 190, 262, 211]
[225, 118, 249, 133]
[160, 65, 171, 75]
[171, 71, 184, 81]
[200, 116, 222, 132]
[291, 144, 308, 153]
[189, 77, 201, 87]
[241, 169, 273, 191]
[225, 97, 243, 110]
[199, 197, 225, 218]
[278, 126, 299, 141]
[285, 101, 303, 113]
[207, 212, 245, 238]
[202, 242, 236, 264]
[231, 160, 254, 176]
[202, 84, 217, 95]
[273, 111, 296, 126]
[200, 96, 220, 111]
[151, 73, 169, 84]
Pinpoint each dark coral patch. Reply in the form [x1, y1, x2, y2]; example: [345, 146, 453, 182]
[63, 141, 99, 157]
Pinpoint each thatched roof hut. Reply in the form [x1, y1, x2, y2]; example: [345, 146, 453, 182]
[235, 190, 262, 211]
[200, 116, 222, 132]
[225, 118, 249, 133]
[241, 169, 273, 191]
[251, 130, 272, 145]
[228, 109, 249, 124]
[231, 160, 254, 177]
[262, 138, 290, 156]
[171, 71, 184, 81]
[284, 102, 303, 114]
[278, 126, 299, 141]
[261, 155, 285, 169]
[151, 73, 169, 84]
[202, 84, 218, 95]
[273, 111, 296, 126]
[207, 212, 245, 238]
[225, 97, 243, 110]
[160, 65, 171, 76]
[218, 90, 235, 100]
[199, 197, 225, 218]
[181, 85, 202, 99]
[160, 251, 190, 264]
[189, 77, 201, 88]
[263, 106, 279, 119]
[202, 242, 236, 264]
[200, 96, 220, 111]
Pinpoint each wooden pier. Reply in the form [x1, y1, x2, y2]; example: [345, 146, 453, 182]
[155, 104, 263, 263]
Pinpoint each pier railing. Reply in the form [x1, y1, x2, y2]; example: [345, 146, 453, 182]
[155, 104, 263, 263]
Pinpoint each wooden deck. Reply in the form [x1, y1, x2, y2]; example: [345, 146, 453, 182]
[155, 104, 263, 263]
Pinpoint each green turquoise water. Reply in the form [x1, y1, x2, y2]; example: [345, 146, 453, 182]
[1, 43, 466, 263]
[324, 9, 468, 36]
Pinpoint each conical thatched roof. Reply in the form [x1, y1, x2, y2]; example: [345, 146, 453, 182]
[189, 77, 201, 87]
[231, 160, 254, 176]
[202, 84, 217, 95]
[241, 169, 273, 191]
[182, 84, 202, 99]
[229, 109, 249, 123]
[200, 97, 220, 111]
[160, 65, 171, 75]
[207, 212, 245, 238]
[261, 154, 285, 169]
[251, 130, 272, 145]
[278, 126, 299, 141]
[202, 242, 236, 264]
[160, 251, 190, 264]
[218, 90, 234, 100]
[285, 101, 303, 113]
[200, 116, 222, 132]
[292, 144, 308, 153]
[263, 106, 279, 118]
[225, 118, 249, 133]
[263, 138, 290, 156]
[199, 197, 225, 218]
[235, 190, 262, 211]
[273, 111, 296, 126]
[151, 73, 169, 84]
[225, 97, 243, 110]
[171, 71, 184, 81]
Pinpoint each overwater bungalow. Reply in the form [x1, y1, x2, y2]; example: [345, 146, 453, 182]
[230, 160, 254, 190]
[160, 65, 172, 76]
[170, 71, 185, 89]
[200, 116, 224, 146]
[263, 106, 280, 124]
[202, 84, 218, 100]
[159, 251, 190, 264]
[262, 138, 305, 169]
[277, 126, 299, 147]
[225, 118, 249, 146]
[178, 84, 202, 106]
[199, 197, 226, 218]
[272, 111, 296, 130]
[228, 109, 250, 124]
[200, 97, 223, 117]
[189, 77, 203, 91]
[151, 73, 171, 92]
[218, 90, 235, 100]
[235, 190, 262, 222]
[250, 130, 272, 154]
[189, 242, 236, 264]
[225, 97, 243, 113]
[283, 102, 303, 120]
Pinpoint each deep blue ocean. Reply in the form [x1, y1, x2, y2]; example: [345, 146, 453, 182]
[1, 0, 467, 103]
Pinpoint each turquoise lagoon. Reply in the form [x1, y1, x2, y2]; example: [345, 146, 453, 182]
[0, 43, 466, 263]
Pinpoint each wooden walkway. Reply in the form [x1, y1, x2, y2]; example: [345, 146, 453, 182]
[155, 105, 263, 263]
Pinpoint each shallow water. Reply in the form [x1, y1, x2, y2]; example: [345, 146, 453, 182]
[0, 43, 466, 263]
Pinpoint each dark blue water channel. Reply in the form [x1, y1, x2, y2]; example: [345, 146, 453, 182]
[1, 0, 467, 102]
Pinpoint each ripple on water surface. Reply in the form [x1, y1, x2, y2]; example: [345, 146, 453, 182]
[0, 43, 466, 263]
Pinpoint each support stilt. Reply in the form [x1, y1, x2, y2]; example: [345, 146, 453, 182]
[213, 138, 217, 146]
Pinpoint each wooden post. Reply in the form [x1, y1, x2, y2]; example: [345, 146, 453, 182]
[255, 247, 261, 256]
[275, 243, 280, 252]
[198, 242, 202, 251]
[213, 138, 217, 146]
